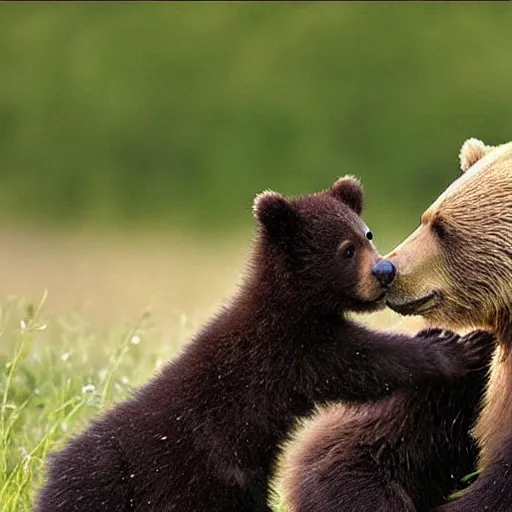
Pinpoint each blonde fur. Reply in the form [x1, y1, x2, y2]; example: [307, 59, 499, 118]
[387, 137, 512, 483]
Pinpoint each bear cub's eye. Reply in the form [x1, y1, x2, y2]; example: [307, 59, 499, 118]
[338, 240, 357, 259]
[366, 230, 373, 241]
[343, 244, 356, 259]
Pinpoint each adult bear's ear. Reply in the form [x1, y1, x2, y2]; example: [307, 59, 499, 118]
[253, 190, 298, 239]
[330, 175, 363, 215]
[459, 138, 494, 173]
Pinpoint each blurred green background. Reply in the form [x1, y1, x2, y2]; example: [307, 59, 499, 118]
[0, 2, 511, 328]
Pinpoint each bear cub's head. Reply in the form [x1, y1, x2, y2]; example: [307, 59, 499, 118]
[252, 176, 390, 315]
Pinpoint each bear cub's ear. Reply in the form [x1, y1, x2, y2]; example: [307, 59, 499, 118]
[253, 190, 298, 237]
[329, 175, 363, 215]
[459, 138, 493, 173]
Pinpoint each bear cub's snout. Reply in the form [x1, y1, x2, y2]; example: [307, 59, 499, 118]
[371, 259, 396, 288]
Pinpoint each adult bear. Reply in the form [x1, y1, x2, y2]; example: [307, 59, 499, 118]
[387, 138, 512, 511]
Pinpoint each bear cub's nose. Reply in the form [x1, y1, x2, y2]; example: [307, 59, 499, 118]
[371, 260, 396, 287]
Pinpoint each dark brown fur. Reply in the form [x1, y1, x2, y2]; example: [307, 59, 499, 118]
[36, 178, 488, 512]
[275, 329, 495, 512]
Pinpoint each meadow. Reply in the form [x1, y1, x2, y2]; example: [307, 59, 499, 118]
[0, 229, 416, 512]
[2, 4, 505, 508]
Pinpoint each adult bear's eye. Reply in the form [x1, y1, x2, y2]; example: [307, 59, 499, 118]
[432, 218, 447, 240]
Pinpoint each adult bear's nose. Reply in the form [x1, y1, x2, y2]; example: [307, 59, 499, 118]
[372, 260, 397, 287]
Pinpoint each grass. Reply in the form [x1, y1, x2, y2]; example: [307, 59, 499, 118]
[0, 291, 201, 511]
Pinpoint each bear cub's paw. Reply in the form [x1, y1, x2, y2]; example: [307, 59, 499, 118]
[416, 328, 495, 378]
[457, 329, 496, 371]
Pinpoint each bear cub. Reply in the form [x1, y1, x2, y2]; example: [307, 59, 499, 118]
[36, 177, 490, 512]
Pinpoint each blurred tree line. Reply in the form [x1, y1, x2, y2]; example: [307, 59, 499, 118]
[0, 2, 511, 240]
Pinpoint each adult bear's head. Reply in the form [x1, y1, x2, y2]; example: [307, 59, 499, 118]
[385, 139, 512, 344]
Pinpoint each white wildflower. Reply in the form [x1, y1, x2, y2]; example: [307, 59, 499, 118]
[81, 384, 96, 394]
